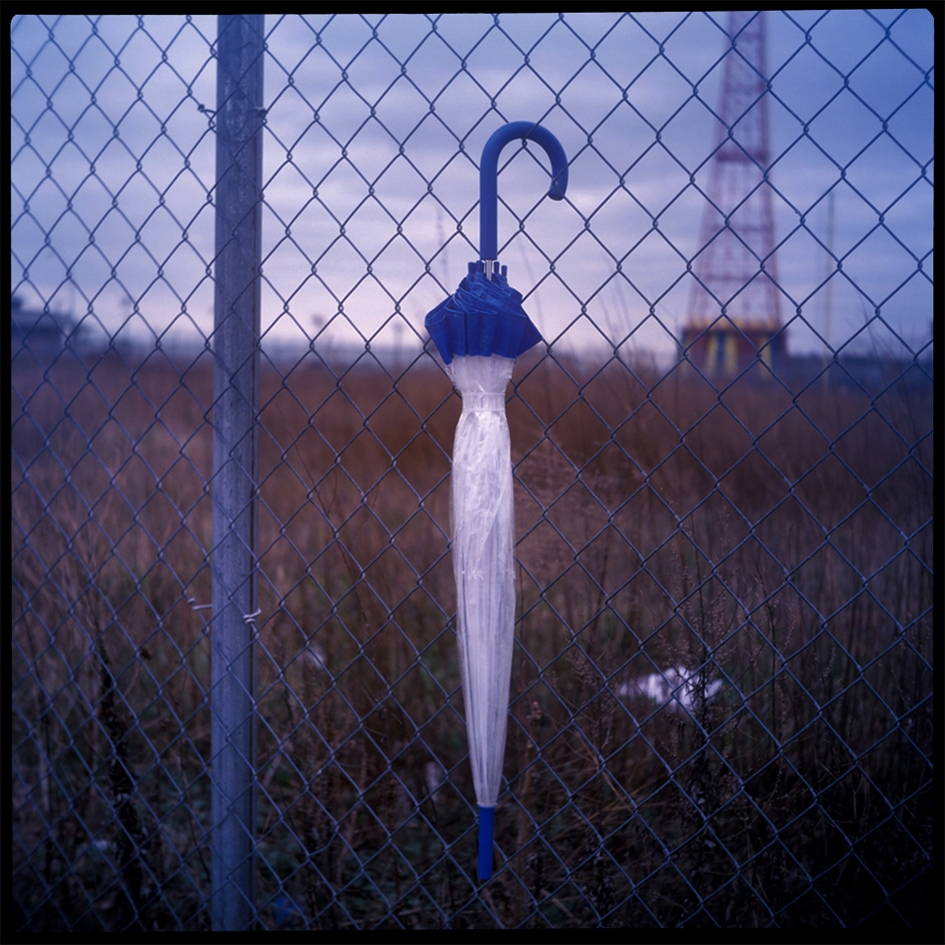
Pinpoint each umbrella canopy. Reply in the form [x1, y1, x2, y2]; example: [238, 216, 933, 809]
[425, 122, 569, 881]
[425, 260, 541, 364]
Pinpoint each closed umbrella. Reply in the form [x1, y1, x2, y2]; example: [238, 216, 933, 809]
[425, 121, 569, 881]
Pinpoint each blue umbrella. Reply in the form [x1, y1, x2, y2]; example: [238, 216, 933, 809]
[425, 121, 569, 881]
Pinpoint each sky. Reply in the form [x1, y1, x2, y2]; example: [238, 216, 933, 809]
[10, 11, 935, 365]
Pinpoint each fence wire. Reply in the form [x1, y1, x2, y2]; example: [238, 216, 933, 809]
[11, 12, 934, 932]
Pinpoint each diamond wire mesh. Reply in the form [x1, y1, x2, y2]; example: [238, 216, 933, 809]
[10, 12, 933, 932]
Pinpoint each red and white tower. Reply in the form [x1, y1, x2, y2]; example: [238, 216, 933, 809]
[682, 10, 785, 379]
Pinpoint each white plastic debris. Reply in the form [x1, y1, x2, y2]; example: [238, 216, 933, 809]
[302, 640, 328, 673]
[424, 760, 446, 802]
[618, 665, 723, 714]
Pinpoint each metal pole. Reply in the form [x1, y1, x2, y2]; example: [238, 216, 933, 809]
[210, 13, 264, 932]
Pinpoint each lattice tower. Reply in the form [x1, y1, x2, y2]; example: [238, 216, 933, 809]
[687, 10, 782, 336]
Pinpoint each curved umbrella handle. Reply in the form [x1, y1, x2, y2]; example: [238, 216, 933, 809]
[480, 121, 568, 274]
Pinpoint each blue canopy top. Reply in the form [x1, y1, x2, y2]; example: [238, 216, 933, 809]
[425, 261, 542, 364]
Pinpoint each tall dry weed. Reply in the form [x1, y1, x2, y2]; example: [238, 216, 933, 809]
[12, 350, 932, 930]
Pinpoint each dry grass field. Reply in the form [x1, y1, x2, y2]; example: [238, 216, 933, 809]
[11, 346, 933, 930]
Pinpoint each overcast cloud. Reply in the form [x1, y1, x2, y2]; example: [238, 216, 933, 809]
[11, 11, 934, 363]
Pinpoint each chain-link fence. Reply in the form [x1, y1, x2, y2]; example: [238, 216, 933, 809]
[11, 12, 933, 932]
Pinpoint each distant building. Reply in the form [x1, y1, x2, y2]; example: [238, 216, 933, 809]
[783, 352, 933, 394]
[679, 316, 786, 381]
[11, 296, 81, 363]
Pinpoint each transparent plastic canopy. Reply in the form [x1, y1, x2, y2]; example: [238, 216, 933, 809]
[448, 353, 517, 816]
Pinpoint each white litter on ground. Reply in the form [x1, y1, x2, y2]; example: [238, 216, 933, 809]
[424, 760, 445, 802]
[302, 641, 328, 673]
[617, 665, 723, 715]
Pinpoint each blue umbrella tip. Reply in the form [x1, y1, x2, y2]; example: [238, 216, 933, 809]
[478, 805, 495, 881]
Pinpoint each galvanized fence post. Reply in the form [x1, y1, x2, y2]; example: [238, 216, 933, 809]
[210, 13, 265, 932]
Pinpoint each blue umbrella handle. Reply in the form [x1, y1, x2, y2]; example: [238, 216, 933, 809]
[479, 121, 568, 275]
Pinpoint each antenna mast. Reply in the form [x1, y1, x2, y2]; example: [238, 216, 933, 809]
[682, 10, 785, 379]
